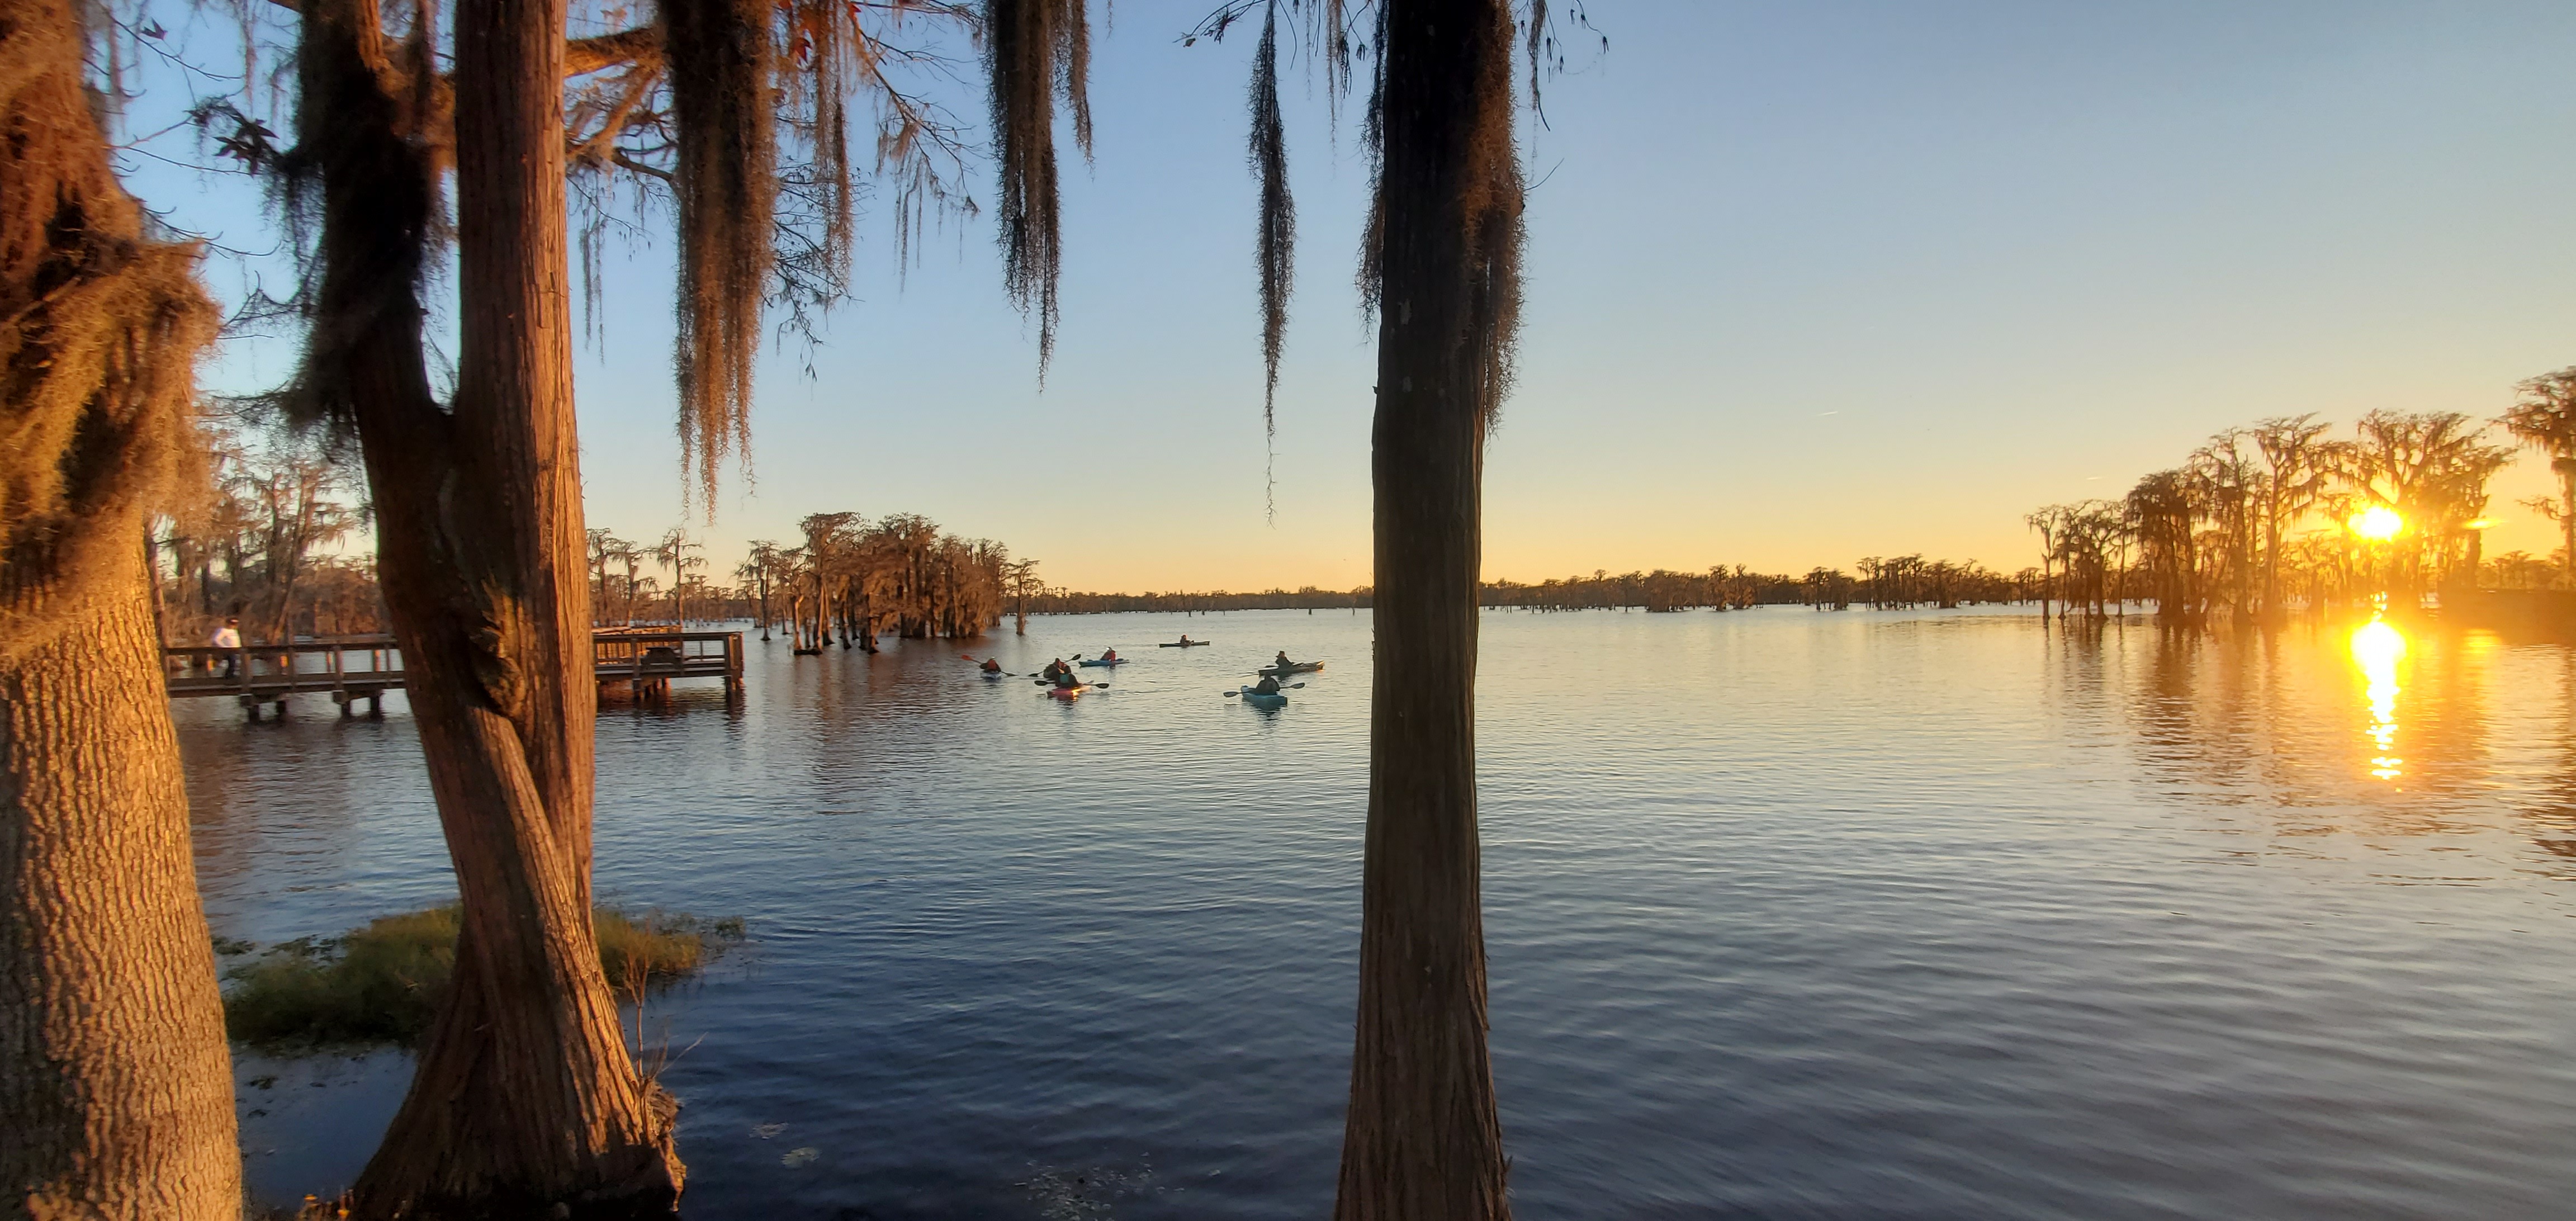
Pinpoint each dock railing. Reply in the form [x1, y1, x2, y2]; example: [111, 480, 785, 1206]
[590, 629, 746, 698]
[164, 629, 745, 719]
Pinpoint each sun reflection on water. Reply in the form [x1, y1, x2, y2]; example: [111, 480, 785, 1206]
[2350, 617, 2407, 780]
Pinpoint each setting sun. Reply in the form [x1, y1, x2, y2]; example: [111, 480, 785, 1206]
[2347, 505, 2406, 541]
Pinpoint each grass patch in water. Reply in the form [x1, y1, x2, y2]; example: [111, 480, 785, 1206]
[222, 906, 745, 1052]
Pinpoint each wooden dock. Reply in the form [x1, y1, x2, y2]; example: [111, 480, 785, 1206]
[165, 631, 746, 721]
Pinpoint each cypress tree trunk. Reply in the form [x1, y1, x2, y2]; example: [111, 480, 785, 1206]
[283, 0, 681, 1213]
[1336, 1, 1518, 1217]
[2557, 458, 2575, 588]
[0, 0, 239, 1210]
[1, 551, 240, 1217]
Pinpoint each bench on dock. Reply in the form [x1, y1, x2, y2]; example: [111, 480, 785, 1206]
[165, 630, 746, 721]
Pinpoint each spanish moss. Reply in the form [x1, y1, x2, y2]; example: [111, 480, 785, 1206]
[0, 0, 221, 651]
[986, 0, 1092, 376]
[1354, 0, 1388, 323]
[1249, 1, 1293, 518]
[1358, 0, 1524, 428]
[667, 0, 779, 517]
[1459, 23, 1526, 429]
[269, 0, 443, 430]
[779, 0, 858, 278]
[1320, 0, 1353, 115]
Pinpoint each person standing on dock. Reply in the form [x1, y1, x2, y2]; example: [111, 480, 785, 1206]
[212, 617, 242, 679]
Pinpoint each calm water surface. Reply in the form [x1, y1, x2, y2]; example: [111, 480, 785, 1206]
[180, 608, 2576, 1218]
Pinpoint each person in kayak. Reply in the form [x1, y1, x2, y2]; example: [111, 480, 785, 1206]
[1254, 674, 1282, 695]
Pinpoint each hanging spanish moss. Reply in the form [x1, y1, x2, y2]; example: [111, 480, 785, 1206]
[666, 0, 779, 516]
[779, 0, 859, 277]
[1351, 0, 1387, 322]
[1344, 0, 1521, 427]
[1526, 0, 1546, 113]
[986, 0, 1092, 376]
[0, 0, 220, 651]
[1318, 0, 1354, 122]
[1457, 2, 1526, 425]
[1248, 1, 1293, 518]
[551, 0, 990, 520]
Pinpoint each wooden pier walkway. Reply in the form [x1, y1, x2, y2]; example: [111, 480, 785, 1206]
[165, 630, 745, 721]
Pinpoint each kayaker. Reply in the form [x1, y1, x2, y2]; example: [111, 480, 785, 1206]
[1255, 674, 1282, 695]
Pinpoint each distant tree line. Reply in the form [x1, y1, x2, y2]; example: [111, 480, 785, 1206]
[2025, 389, 2576, 623]
[1021, 561, 2045, 616]
[1021, 585, 1375, 614]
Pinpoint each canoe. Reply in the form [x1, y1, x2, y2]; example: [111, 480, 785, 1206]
[1077, 657, 1127, 667]
[1238, 685, 1287, 709]
[1257, 661, 1324, 677]
[1158, 641, 1212, 647]
[1046, 684, 1093, 699]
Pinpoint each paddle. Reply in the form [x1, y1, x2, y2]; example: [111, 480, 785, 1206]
[1223, 683, 1305, 697]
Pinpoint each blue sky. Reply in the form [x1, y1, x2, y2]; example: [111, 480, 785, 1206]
[127, 1, 2576, 590]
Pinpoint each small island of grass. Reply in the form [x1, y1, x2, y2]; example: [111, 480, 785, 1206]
[222, 906, 746, 1052]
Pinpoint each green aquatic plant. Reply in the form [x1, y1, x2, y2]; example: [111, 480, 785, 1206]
[596, 908, 750, 991]
[222, 906, 745, 1052]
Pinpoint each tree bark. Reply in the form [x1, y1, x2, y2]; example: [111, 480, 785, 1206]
[283, 0, 681, 1214]
[1, 0, 240, 1210]
[1, 548, 241, 1218]
[1335, 1, 1517, 1218]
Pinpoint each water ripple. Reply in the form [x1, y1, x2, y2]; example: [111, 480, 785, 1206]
[183, 609, 2576, 1218]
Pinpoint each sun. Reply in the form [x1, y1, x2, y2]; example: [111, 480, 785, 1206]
[2347, 505, 2404, 541]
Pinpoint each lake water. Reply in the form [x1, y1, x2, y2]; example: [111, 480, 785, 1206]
[179, 607, 2576, 1219]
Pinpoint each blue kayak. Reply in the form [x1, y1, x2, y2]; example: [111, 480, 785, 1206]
[1238, 685, 1287, 709]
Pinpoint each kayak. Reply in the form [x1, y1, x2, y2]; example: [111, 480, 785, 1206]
[1046, 684, 1095, 700]
[1158, 641, 1212, 647]
[1257, 661, 1324, 677]
[1077, 657, 1127, 667]
[1238, 685, 1287, 709]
